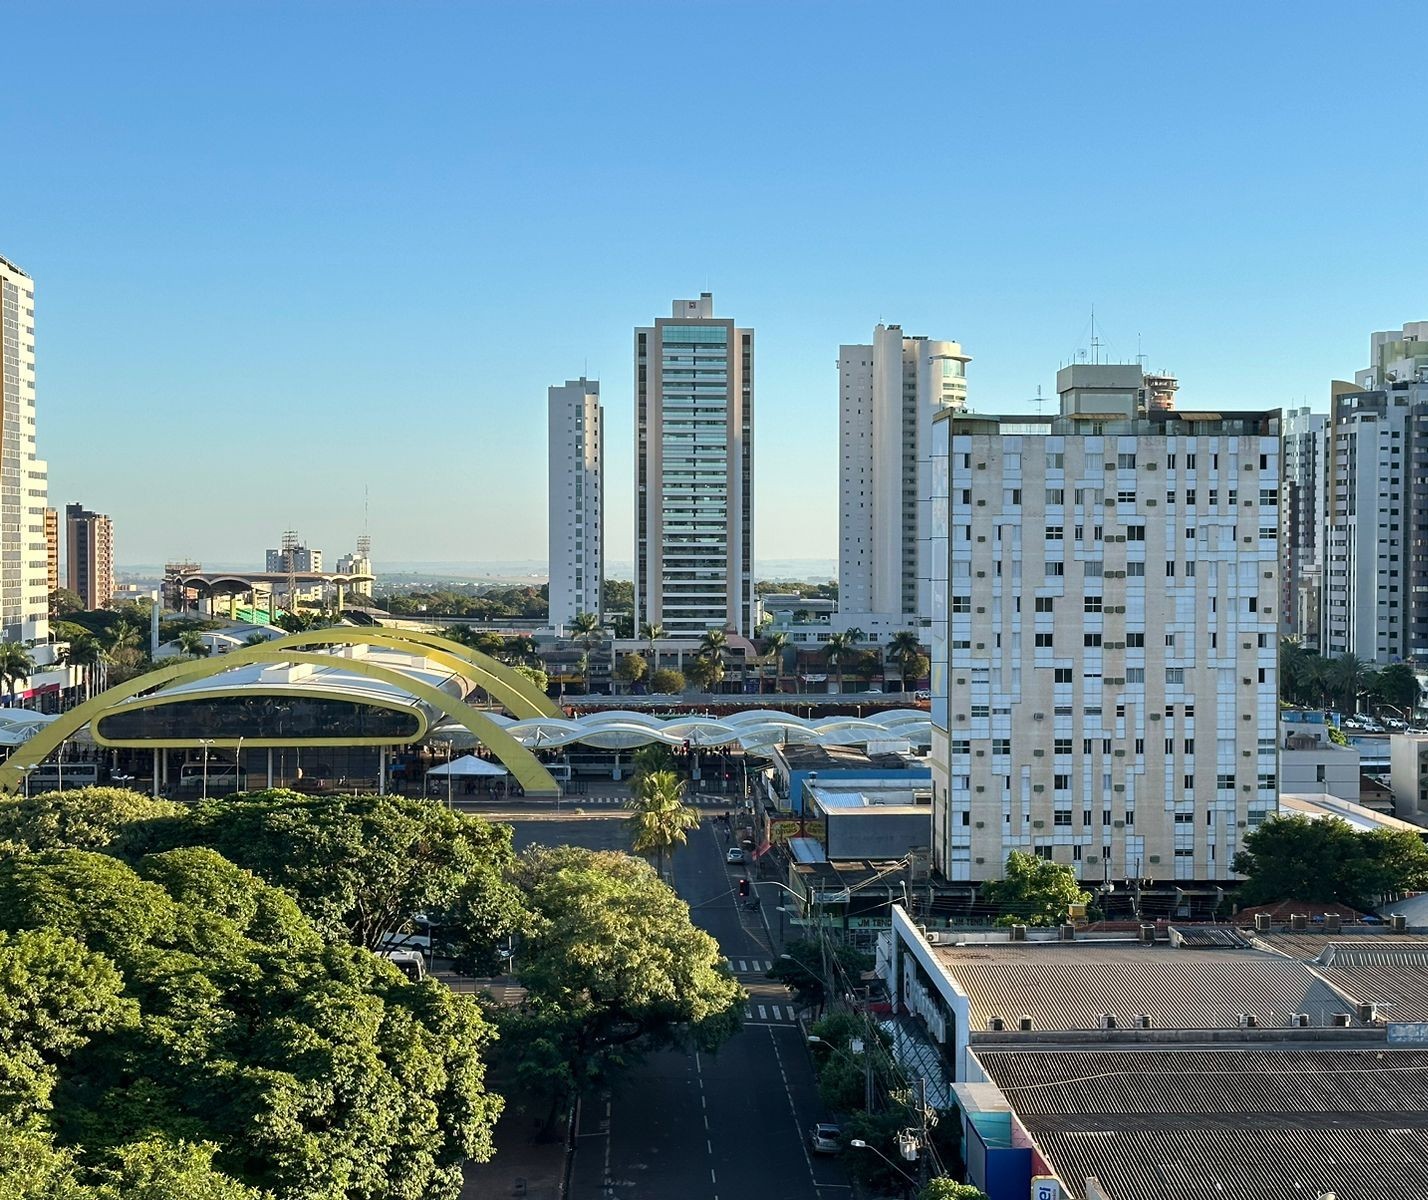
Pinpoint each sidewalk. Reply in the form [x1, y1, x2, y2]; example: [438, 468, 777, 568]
[460, 1107, 567, 1200]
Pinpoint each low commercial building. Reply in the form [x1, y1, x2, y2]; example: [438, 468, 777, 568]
[808, 779, 931, 859]
[1391, 733, 1428, 821]
[1279, 726, 1360, 803]
[769, 742, 930, 816]
[1279, 791, 1425, 834]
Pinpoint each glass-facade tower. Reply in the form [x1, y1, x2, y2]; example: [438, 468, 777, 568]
[635, 294, 755, 638]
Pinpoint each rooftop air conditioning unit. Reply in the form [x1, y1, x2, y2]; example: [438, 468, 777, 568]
[1290, 1013, 1310, 1028]
[1255, 913, 1272, 932]
[1018, 1015, 1034, 1032]
[1100, 1013, 1119, 1030]
[1356, 1003, 1378, 1024]
[988, 1016, 1006, 1032]
[1325, 914, 1342, 934]
[1331, 1012, 1352, 1027]
[1059, 923, 1076, 941]
[1139, 924, 1156, 945]
[1134, 1014, 1153, 1029]
[1391, 914, 1408, 932]
[1239, 1014, 1259, 1029]
[1290, 913, 1308, 931]
[1010, 924, 1028, 941]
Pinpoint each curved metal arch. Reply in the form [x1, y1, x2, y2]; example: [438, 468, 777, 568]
[0, 645, 559, 797]
[208, 627, 561, 720]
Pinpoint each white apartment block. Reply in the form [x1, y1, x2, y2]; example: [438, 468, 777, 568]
[0, 254, 49, 643]
[929, 366, 1281, 885]
[1323, 322, 1428, 663]
[1281, 406, 1327, 650]
[635, 294, 755, 639]
[547, 377, 603, 628]
[838, 324, 968, 636]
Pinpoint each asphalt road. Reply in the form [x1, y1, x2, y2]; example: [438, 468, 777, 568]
[506, 813, 852, 1200]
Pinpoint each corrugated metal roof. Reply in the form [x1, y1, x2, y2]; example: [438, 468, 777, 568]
[1315, 963, 1428, 1021]
[938, 945, 1354, 1030]
[977, 1048, 1428, 1200]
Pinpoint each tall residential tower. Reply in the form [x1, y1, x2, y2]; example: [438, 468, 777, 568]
[1281, 407, 1327, 650]
[929, 365, 1281, 884]
[1322, 322, 1428, 663]
[547, 378, 603, 627]
[838, 325, 969, 633]
[64, 503, 115, 611]
[635, 294, 754, 638]
[0, 255, 49, 641]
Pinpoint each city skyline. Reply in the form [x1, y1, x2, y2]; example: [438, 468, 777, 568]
[5, 2, 1426, 565]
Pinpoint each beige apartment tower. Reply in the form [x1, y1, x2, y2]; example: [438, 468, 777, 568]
[65, 503, 115, 611]
[929, 366, 1281, 884]
[0, 255, 50, 641]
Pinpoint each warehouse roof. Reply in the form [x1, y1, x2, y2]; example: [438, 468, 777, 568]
[975, 1047, 1428, 1200]
[934, 942, 1357, 1031]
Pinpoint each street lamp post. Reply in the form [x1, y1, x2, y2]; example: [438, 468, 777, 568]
[198, 739, 215, 800]
[438, 739, 453, 810]
[848, 1139, 918, 1190]
[21, 764, 37, 800]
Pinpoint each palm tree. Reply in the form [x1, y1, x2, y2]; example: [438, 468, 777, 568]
[175, 629, 211, 657]
[626, 769, 700, 880]
[0, 643, 35, 707]
[1331, 653, 1371, 716]
[640, 622, 665, 670]
[761, 631, 789, 694]
[59, 634, 103, 700]
[887, 630, 923, 692]
[824, 631, 854, 693]
[570, 611, 602, 693]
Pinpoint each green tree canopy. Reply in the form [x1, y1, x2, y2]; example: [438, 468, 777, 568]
[0, 788, 187, 858]
[0, 846, 502, 1200]
[614, 652, 648, 690]
[499, 847, 742, 1127]
[920, 1180, 988, 1200]
[181, 791, 525, 956]
[980, 852, 1091, 926]
[649, 667, 684, 694]
[625, 770, 700, 878]
[1233, 815, 1428, 910]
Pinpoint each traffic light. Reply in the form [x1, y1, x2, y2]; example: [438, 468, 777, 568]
[738, 878, 750, 898]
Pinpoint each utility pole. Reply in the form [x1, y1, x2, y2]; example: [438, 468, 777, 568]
[917, 1076, 929, 1191]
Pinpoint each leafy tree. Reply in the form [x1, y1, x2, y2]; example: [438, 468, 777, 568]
[625, 770, 700, 879]
[920, 1180, 988, 1200]
[49, 587, 86, 619]
[0, 788, 186, 858]
[0, 847, 503, 1200]
[1327, 724, 1348, 746]
[840, 1107, 913, 1192]
[638, 622, 664, 664]
[1330, 653, 1371, 715]
[817, 1050, 864, 1111]
[1373, 663, 1422, 713]
[980, 851, 1091, 926]
[58, 634, 106, 700]
[600, 579, 634, 612]
[514, 664, 548, 693]
[614, 652, 648, 693]
[0, 644, 34, 707]
[697, 629, 728, 665]
[172, 630, 211, 657]
[1234, 815, 1428, 909]
[502, 847, 742, 1132]
[767, 938, 873, 1013]
[649, 667, 684, 694]
[686, 655, 724, 692]
[182, 791, 524, 954]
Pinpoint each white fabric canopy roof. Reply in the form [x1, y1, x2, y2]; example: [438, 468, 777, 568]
[425, 755, 508, 778]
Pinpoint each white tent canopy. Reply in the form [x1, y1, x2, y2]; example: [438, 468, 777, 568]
[425, 755, 508, 778]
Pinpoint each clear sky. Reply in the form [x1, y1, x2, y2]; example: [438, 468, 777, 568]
[6, 1, 1426, 569]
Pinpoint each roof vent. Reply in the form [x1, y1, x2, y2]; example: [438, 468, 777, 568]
[1391, 914, 1408, 932]
[1139, 923, 1156, 945]
[987, 1017, 1006, 1032]
[1133, 1014, 1153, 1029]
[1018, 1015, 1034, 1032]
[1059, 923, 1076, 941]
[1009, 924, 1027, 941]
[1100, 1013, 1119, 1030]
[1239, 1013, 1259, 1029]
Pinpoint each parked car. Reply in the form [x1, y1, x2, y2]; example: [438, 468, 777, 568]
[726, 847, 745, 864]
[808, 1123, 842, 1154]
[913, 689, 931, 701]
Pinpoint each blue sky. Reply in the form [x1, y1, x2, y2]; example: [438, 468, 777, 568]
[6, 1, 1425, 569]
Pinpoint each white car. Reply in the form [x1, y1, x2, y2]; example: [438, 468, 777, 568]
[726, 847, 745, 864]
[809, 1124, 842, 1154]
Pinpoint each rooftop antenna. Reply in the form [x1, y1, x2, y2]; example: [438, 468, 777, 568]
[1032, 384, 1046, 416]
[1137, 332, 1147, 371]
[281, 529, 299, 616]
[357, 486, 371, 559]
[1090, 305, 1101, 365]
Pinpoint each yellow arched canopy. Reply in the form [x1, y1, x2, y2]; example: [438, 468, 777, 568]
[0, 635, 559, 797]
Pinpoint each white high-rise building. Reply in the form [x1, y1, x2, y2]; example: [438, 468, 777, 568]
[635, 294, 754, 639]
[838, 325, 969, 634]
[929, 365, 1281, 884]
[0, 255, 49, 643]
[547, 378, 603, 628]
[1323, 322, 1428, 663]
[1281, 407, 1327, 650]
